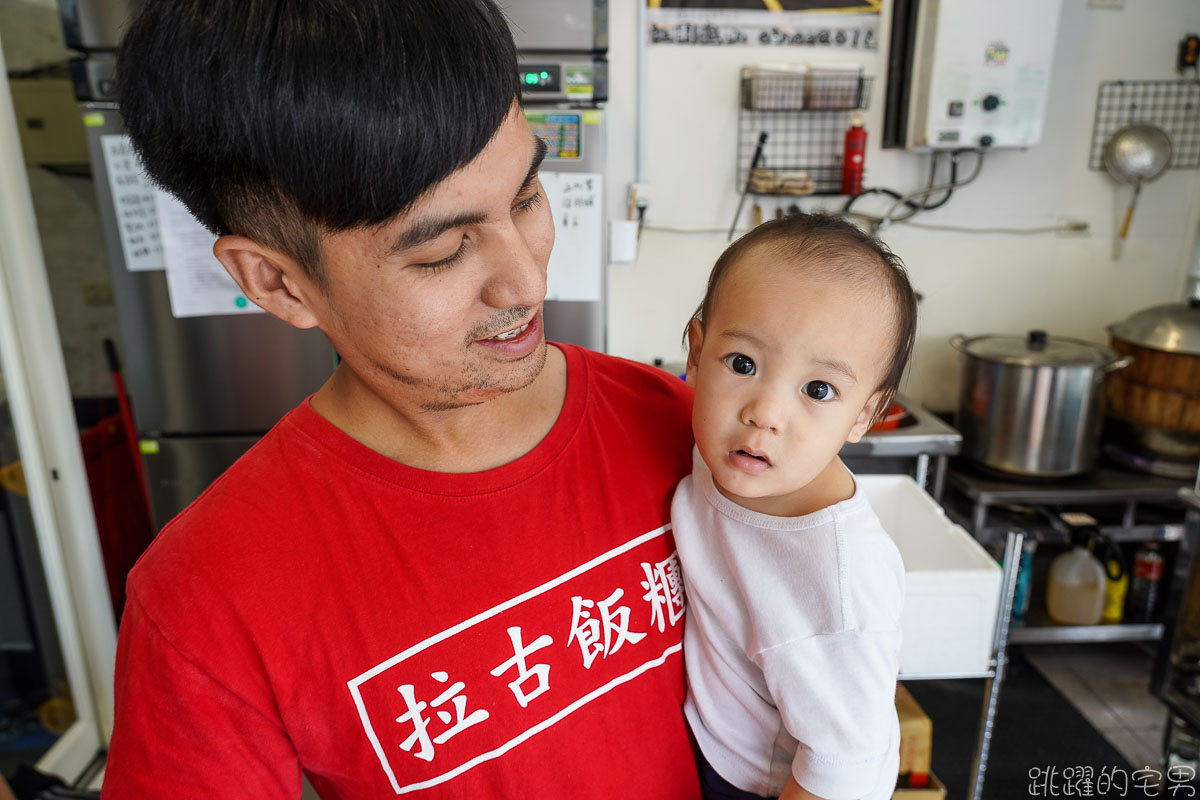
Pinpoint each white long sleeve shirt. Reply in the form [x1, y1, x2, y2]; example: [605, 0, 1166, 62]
[674, 448, 904, 800]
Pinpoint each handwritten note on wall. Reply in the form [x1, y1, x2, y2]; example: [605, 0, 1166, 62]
[540, 171, 603, 303]
[154, 190, 262, 319]
[100, 134, 164, 272]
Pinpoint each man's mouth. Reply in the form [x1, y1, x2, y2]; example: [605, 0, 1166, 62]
[487, 321, 531, 341]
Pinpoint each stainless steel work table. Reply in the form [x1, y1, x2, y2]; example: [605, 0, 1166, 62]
[840, 394, 962, 496]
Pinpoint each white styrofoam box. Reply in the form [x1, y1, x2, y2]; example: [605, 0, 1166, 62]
[857, 475, 1002, 677]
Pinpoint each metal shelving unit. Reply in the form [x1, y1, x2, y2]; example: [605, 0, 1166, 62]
[908, 459, 1194, 798]
[940, 466, 1188, 646]
[898, 526, 1171, 800]
[1151, 485, 1200, 761]
[898, 530, 1024, 800]
[736, 68, 873, 196]
[1010, 610, 1164, 645]
[852, 414, 1189, 797]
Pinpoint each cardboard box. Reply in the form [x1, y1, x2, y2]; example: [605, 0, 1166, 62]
[9, 78, 88, 165]
[858, 475, 1003, 676]
[893, 772, 947, 799]
[895, 683, 932, 784]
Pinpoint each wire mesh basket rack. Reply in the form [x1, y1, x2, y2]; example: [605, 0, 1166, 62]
[1088, 79, 1200, 171]
[737, 66, 874, 196]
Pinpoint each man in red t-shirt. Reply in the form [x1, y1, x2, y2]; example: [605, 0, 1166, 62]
[101, 1, 699, 798]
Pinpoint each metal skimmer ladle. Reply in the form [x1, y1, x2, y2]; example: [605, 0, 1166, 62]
[1103, 123, 1172, 241]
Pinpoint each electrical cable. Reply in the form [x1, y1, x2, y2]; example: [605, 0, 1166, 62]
[877, 149, 985, 228]
[915, 151, 955, 211]
[839, 150, 985, 231]
[842, 152, 955, 216]
[895, 221, 1068, 235]
[647, 150, 993, 239]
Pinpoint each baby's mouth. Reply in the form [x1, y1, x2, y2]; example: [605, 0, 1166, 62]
[733, 449, 771, 466]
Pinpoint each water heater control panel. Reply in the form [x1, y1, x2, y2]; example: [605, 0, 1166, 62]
[902, 0, 1063, 150]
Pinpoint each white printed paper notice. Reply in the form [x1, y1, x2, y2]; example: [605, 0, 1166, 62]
[100, 134, 163, 272]
[541, 171, 602, 302]
[155, 189, 261, 318]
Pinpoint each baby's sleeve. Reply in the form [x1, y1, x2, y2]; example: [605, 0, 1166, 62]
[756, 627, 901, 800]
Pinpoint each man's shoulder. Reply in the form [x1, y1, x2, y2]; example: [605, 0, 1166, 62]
[127, 407, 322, 597]
[565, 344, 692, 416]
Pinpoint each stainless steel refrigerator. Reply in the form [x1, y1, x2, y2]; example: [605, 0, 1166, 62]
[60, 0, 609, 529]
[513, 0, 609, 352]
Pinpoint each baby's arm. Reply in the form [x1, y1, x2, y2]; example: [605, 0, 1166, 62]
[780, 774, 826, 800]
[759, 630, 901, 800]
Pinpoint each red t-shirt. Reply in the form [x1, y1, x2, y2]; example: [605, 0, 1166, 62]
[102, 344, 699, 799]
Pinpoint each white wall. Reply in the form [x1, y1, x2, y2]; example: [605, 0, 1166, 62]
[604, 0, 1200, 411]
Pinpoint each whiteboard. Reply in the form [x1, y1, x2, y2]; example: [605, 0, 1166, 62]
[541, 171, 603, 303]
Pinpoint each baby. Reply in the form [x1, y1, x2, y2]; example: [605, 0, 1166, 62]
[675, 213, 918, 800]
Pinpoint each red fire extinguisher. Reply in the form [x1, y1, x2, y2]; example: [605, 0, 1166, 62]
[840, 111, 866, 196]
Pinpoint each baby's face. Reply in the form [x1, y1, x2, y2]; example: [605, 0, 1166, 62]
[686, 250, 894, 516]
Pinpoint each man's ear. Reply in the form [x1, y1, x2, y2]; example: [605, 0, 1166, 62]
[212, 236, 321, 330]
[845, 391, 885, 443]
[685, 319, 705, 388]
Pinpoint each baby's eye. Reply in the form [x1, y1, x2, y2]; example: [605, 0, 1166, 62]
[802, 381, 836, 401]
[723, 354, 756, 376]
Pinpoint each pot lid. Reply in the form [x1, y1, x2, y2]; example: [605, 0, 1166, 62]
[955, 330, 1117, 367]
[1108, 301, 1200, 355]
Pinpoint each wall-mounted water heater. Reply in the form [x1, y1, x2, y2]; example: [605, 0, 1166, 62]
[883, 0, 1064, 151]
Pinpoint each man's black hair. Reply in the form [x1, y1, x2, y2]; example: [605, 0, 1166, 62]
[117, 0, 521, 284]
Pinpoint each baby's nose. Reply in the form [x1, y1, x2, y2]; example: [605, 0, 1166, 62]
[740, 396, 781, 433]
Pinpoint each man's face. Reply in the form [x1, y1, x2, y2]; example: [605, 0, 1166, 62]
[305, 105, 555, 412]
[686, 249, 893, 516]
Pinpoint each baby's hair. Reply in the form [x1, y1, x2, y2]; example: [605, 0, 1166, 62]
[686, 213, 918, 426]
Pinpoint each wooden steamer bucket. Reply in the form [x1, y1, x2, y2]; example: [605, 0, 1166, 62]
[1106, 301, 1200, 467]
[1107, 340, 1200, 432]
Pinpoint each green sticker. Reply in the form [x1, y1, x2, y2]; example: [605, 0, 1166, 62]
[139, 440, 160, 455]
[564, 66, 594, 100]
[83, 112, 106, 127]
[235, 296, 249, 308]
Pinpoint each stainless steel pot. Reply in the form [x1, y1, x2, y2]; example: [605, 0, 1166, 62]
[952, 330, 1132, 478]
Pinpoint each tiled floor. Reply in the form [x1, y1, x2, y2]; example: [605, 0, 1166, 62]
[1024, 642, 1169, 770]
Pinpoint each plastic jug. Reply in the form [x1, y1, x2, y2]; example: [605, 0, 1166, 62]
[1046, 532, 1107, 625]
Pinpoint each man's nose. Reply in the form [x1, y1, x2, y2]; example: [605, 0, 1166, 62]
[481, 223, 547, 310]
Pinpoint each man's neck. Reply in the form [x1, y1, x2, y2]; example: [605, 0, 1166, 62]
[308, 345, 568, 473]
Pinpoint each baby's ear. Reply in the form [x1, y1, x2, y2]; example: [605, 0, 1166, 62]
[846, 391, 885, 443]
[684, 319, 704, 388]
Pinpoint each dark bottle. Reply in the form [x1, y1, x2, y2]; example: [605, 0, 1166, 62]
[1126, 542, 1164, 623]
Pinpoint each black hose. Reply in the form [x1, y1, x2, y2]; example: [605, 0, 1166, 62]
[842, 151, 960, 215]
